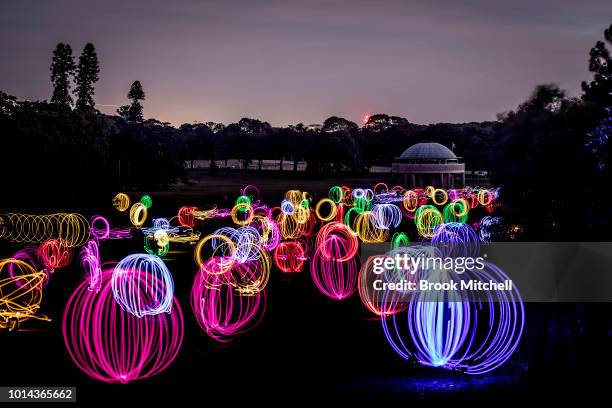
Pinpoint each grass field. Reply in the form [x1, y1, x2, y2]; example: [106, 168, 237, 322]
[145, 169, 390, 207]
[132, 169, 491, 212]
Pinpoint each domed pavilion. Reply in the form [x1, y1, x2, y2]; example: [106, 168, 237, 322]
[391, 142, 465, 188]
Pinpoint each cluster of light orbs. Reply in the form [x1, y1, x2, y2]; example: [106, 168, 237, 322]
[0, 182, 520, 381]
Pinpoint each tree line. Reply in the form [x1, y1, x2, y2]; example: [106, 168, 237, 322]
[1, 23, 611, 238]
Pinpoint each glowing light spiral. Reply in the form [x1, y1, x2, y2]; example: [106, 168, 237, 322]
[315, 198, 338, 222]
[80, 240, 102, 292]
[0, 213, 89, 247]
[129, 203, 148, 228]
[90, 215, 110, 240]
[112, 193, 131, 212]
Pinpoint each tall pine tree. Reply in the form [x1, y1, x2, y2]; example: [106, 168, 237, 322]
[75, 43, 100, 110]
[117, 81, 145, 122]
[50, 43, 76, 106]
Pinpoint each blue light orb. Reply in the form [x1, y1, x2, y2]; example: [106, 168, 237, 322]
[111, 254, 174, 318]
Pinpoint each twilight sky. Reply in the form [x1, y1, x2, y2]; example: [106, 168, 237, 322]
[0, 0, 610, 126]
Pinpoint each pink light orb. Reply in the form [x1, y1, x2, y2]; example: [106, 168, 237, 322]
[62, 269, 184, 384]
[191, 259, 266, 342]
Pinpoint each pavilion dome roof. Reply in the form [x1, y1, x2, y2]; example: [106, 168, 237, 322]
[398, 142, 457, 160]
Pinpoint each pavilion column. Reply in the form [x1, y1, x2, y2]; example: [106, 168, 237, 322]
[439, 173, 445, 188]
[462, 172, 466, 186]
[410, 174, 416, 187]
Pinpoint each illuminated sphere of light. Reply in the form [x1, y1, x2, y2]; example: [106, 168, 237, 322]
[252, 216, 281, 252]
[353, 210, 389, 243]
[273, 241, 307, 273]
[178, 206, 198, 228]
[372, 204, 402, 230]
[431, 222, 480, 258]
[358, 254, 409, 317]
[112, 193, 130, 212]
[328, 186, 344, 204]
[191, 262, 265, 342]
[63, 269, 183, 383]
[140, 194, 153, 209]
[280, 199, 295, 215]
[442, 199, 469, 224]
[111, 254, 174, 318]
[38, 238, 73, 271]
[144, 232, 170, 257]
[315, 198, 337, 222]
[381, 260, 524, 374]
[315, 222, 358, 262]
[414, 205, 443, 238]
[311, 230, 359, 300]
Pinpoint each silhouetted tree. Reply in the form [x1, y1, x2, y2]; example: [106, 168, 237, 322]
[180, 123, 217, 168]
[117, 81, 145, 122]
[582, 23, 612, 108]
[321, 116, 358, 133]
[357, 114, 423, 168]
[490, 84, 598, 238]
[0, 91, 17, 115]
[75, 43, 100, 110]
[50, 43, 76, 106]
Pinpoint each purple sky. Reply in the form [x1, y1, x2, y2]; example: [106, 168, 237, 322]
[1, 0, 610, 126]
